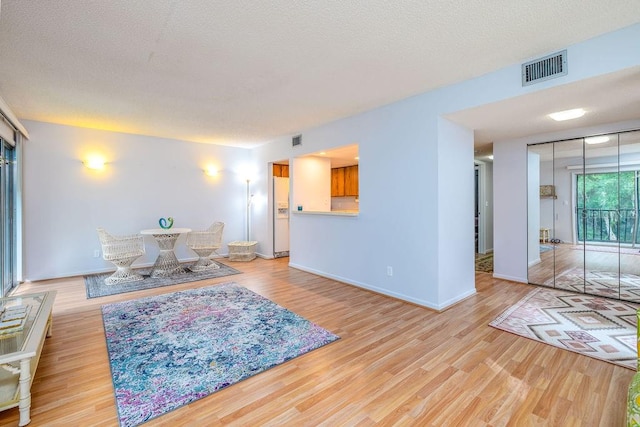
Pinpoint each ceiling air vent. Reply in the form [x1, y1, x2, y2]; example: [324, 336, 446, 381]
[522, 50, 567, 86]
[292, 134, 302, 147]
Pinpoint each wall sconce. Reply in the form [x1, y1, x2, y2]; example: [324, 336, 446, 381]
[84, 156, 106, 170]
[204, 166, 219, 177]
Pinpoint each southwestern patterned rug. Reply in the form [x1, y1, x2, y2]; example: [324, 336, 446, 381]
[545, 267, 640, 303]
[101, 282, 339, 427]
[85, 260, 240, 298]
[490, 286, 637, 370]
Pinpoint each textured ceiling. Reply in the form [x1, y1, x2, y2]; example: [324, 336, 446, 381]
[0, 1, 639, 148]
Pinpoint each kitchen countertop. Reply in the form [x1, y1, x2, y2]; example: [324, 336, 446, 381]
[293, 210, 358, 217]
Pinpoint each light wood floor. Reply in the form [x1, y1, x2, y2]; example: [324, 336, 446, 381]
[0, 258, 634, 426]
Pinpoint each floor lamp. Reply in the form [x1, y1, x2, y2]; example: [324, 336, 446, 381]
[246, 179, 254, 241]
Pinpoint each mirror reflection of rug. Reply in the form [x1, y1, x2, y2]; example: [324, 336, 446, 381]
[544, 267, 640, 302]
[570, 245, 640, 255]
[490, 286, 637, 370]
[101, 283, 340, 427]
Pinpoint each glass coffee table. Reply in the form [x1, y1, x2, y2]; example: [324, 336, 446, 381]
[0, 291, 56, 426]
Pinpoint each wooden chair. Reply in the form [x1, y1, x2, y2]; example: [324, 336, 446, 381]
[186, 222, 225, 271]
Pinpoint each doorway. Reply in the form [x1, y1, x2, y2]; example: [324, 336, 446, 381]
[474, 160, 491, 254]
[272, 161, 290, 258]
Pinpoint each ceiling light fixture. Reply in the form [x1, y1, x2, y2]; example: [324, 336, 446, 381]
[584, 136, 610, 145]
[548, 108, 586, 121]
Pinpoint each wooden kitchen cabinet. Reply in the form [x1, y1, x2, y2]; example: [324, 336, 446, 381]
[273, 164, 289, 177]
[331, 167, 345, 196]
[345, 165, 358, 196]
[331, 165, 358, 197]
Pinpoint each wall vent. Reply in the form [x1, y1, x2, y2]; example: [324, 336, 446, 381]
[522, 50, 567, 86]
[292, 134, 302, 147]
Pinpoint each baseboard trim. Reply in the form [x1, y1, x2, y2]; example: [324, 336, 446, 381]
[288, 262, 475, 311]
[492, 273, 527, 284]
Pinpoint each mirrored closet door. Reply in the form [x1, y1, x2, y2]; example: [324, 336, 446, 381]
[527, 129, 640, 303]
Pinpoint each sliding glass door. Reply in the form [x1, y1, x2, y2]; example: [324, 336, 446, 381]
[0, 138, 17, 296]
[619, 131, 640, 302]
[527, 129, 640, 302]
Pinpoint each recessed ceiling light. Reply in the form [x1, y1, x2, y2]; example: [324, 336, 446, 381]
[585, 136, 610, 145]
[548, 108, 586, 121]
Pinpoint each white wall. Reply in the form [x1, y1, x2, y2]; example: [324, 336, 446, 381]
[14, 23, 640, 309]
[436, 118, 476, 306]
[253, 96, 447, 308]
[493, 140, 529, 282]
[249, 23, 640, 309]
[291, 156, 331, 212]
[22, 120, 250, 280]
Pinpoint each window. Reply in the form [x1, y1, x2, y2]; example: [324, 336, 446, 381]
[576, 171, 639, 244]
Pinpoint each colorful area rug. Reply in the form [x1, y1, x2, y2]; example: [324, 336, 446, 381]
[85, 260, 240, 298]
[545, 267, 640, 302]
[101, 283, 339, 427]
[490, 286, 637, 369]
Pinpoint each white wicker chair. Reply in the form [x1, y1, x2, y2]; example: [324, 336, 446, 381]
[186, 222, 225, 271]
[96, 228, 145, 285]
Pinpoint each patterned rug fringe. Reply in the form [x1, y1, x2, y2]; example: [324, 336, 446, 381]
[84, 260, 241, 298]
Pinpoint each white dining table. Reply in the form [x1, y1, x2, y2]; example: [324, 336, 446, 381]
[140, 228, 191, 278]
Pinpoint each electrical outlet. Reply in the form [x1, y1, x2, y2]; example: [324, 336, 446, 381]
[386, 266, 393, 276]
[94, 250, 100, 258]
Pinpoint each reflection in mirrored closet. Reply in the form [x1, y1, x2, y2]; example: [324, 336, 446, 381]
[527, 129, 640, 302]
